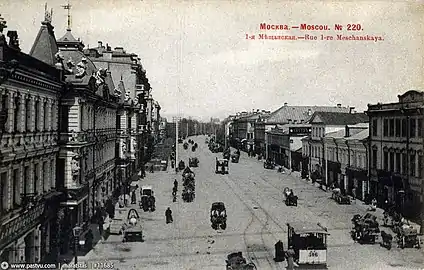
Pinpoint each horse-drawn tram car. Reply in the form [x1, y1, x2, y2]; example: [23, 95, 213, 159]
[287, 222, 329, 268]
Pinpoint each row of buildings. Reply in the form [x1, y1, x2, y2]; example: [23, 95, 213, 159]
[224, 92, 424, 224]
[0, 10, 162, 264]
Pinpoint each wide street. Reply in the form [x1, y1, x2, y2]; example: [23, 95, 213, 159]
[79, 135, 424, 270]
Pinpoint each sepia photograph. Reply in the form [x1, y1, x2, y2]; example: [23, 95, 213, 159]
[0, 0, 423, 269]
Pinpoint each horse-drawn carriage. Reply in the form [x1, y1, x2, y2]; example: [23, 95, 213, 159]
[225, 252, 256, 270]
[351, 213, 380, 244]
[216, 158, 229, 174]
[189, 157, 199, 167]
[123, 209, 143, 242]
[284, 187, 298, 206]
[331, 188, 351, 204]
[178, 160, 185, 171]
[182, 186, 195, 202]
[139, 186, 155, 212]
[394, 224, 421, 249]
[264, 158, 275, 169]
[211, 202, 227, 230]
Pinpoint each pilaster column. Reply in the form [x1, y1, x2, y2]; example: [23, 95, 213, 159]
[19, 94, 26, 133]
[29, 96, 35, 132]
[47, 100, 52, 131]
[50, 159, 56, 189]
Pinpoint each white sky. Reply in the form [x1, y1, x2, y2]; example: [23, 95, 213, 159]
[0, 0, 423, 121]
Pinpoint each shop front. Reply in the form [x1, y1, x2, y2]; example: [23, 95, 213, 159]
[301, 156, 309, 179]
[0, 201, 45, 263]
[346, 167, 367, 201]
[326, 161, 341, 188]
[40, 191, 63, 263]
[59, 184, 89, 257]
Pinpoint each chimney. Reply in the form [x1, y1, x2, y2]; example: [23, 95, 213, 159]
[284, 102, 288, 106]
[98, 41, 102, 48]
[349, 107, 356, 114]
[115, 47, 124, 53]
[345, 125, 350, 137]
[307, 109, 312, 116]
[337, 103, 341, 107]
[106, 43, 111, 51]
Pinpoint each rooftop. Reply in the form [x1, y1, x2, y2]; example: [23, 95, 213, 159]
[266, 105, 352, 124]
[310, 112, 368, 125]
[346, 128, 369, 140]
[29, 18, 58, 66]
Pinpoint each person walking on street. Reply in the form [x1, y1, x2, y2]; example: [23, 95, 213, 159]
[165, 207, 173, 224]
[98, 216, 104, 239]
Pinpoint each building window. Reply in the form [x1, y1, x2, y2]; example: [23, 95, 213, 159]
[389, 152, 394, 171]
[410, 154, 416, 176]
[43, 101, 48, 131]
[34, 99, 40, 132]
[0, 172, 7, 213]
[372, 119, 378, 136]
[12, 169, 19, 207]
[419, 155, 423, 178]
[33, 164, 39, 195]
[401, 118, 407, 137]
[13, 96, 20, 132]
[383, 151, 388, 171]
[395, 153, 401, 172]
[389, 119, 394, 137]
[43, 161, 48, 192]
[418, 117, 423, 137]
[372, 149, 377, 168]
[401, 153, 407, 174]
[24, 166, 29, 195]
[25, 98, 31, 131]
[410, 118, 416, 138]
[395, 119, 401, 137]
[383, 119, 388, 137]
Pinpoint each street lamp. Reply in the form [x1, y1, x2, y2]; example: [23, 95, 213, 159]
[72, 226, 82, 269]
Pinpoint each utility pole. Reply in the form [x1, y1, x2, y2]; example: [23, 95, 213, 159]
[325, 142, 328, 187]
[174, 117, 179, 174]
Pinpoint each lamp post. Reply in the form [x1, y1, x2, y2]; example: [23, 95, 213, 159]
[72, 226, 82, 270]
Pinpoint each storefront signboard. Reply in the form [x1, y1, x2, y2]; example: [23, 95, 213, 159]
[289, 127, 311, 135]
[0, 203, 44, 250]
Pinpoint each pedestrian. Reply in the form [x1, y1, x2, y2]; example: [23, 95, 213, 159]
[351, 187, 356, 203]
[98, 216, 104, 238]
[165, 207, 173, 224]
[131, 190, 136, 204]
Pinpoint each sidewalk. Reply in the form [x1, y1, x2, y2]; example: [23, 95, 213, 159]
[59, 222, 105, 264]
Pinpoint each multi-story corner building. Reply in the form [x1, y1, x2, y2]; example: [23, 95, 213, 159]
[42, 27, 120, 256]
[0, 14, 64, 264]
[302, 111, 369, 188]
[258, 104, 351, 157]
[263, 104, 352, 171]
[366, 90, 423, 219]
[84, 42, 150, 184]
[322, 125, 368, 200]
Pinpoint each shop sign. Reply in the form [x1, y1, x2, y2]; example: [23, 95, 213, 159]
[0, 203, 44, 249]
[289, 127, 311, 135]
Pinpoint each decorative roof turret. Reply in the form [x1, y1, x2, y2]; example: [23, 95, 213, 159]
[30, 4, 58, 65]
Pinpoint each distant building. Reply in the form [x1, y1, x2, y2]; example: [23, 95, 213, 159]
[366, 90, 423, 219]
[262, 104, 352, 169]
[301, 111, 369, 188]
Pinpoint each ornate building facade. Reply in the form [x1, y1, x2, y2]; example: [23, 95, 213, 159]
[0, 14, 63, 264]
[366, 90, 424, 219]
[50, 29, 120, 256]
